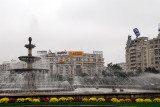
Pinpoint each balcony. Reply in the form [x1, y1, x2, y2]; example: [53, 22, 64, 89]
[130, 47, 136, 51]
[130, 50, 136, 54]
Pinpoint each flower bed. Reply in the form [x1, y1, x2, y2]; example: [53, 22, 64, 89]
[0, 97, 160, 106]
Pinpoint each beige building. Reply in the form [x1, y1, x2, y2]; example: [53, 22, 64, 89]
[47, 51, 104, 76]
[1, 61, 12, 71]
[126, 34, 160, 72]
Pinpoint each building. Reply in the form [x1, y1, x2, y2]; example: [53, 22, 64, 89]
[1, 61, 27, 71]
[0, 50, 104, 77]
[47, 51, 104, 76]
[126, 33, 160, 72]
[1, 61, 12, 71]
[148, 34, 160, 71]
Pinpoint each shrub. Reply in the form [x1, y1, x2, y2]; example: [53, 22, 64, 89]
[82, 98, 89, 102]
[144, 99, 152, 102]
[17, 98, 25, 103]
[125, 99, 132, 102]
[41, 98, 49, 102]
[0, 98, 9, 103]
[113, 100, 120, 103]
[119, 99, 125, 103]
[8, 99, 16, 103]
[59, 97, 66, 102]
[111, 98, 120, 103]
[105, 99, 111, 102]
[66, 97, 74, 102]
[50, 98, 59, 102]
[111, 98, 118, 102]
[89, 97, 97, 102]
[153, 98, 160, 102]
[97, 98, 105, 102]
[25, 98, 32, 102]
[74, 98, 82, 102]
[136, 98, 143, 102]
[32, 99, 40, 102]
[130, 98, 135, 102]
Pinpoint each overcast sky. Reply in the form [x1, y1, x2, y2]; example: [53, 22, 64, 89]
[0, 0, 160, 65]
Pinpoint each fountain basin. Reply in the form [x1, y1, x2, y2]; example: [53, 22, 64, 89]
[0, 88, 160, 99]
[18, 56, 41, 62]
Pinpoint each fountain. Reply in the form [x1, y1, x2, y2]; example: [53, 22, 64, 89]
[10, 37, 49, 90]
[0, 37, 73, 94]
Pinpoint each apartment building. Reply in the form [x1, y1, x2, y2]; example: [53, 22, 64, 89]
[47, 51, 104, 76]
[148, 34, 160, 70]
[126, 34, 160, 72]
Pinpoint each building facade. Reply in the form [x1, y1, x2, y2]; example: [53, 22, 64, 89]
[126, 34, 160, 72]
[47, 51, 104, 76]
[1, 61, 12, 71]
[0, 51, 104, 77]
[148, 34, 160, 71]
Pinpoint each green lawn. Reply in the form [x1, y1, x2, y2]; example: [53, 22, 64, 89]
[0, 102, 160, 107]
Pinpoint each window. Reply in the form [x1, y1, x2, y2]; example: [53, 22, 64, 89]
[155, 61, 159, 64]
[88, 58, 90, 61]
[151, 58, 153, 61]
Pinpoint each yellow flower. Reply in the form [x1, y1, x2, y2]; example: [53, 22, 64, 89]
[125, 99, 132, 102]
[111, 98, 118, 102]
[25, 98, 32, 102]
[0, 98, 9, 103]
[111, 98, 120, 103]
[59, 97, 66, 102]
[50, 98, 59, 102]
[119, 99, 125, 103]
[82, 98, 89, 102]
[32, 99, 40, 102]
[97, 98, 105, 102]
[17, 98, 25, 103]
[153, 98, 160, 102]
[144, 99, 152, 102]
[89, 97, 97, 102]
[116, 100, 120, 103]
[136, 98, 143, 102]
[66, 97, 74, 102]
